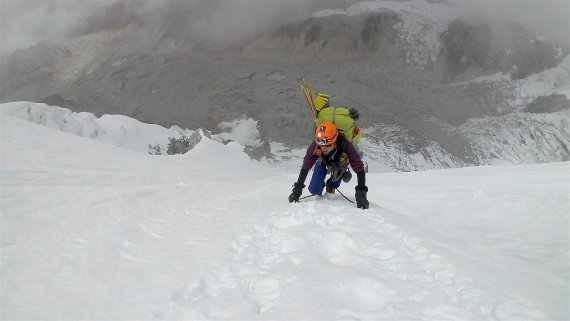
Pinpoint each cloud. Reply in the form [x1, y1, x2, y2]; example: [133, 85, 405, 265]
[0, 0, 123, 55]
[0, 0, 357, 56]
[448, 0, 570, 46]
[3, 0, 564, 57]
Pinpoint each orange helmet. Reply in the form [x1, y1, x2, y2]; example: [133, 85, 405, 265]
[314, 121, 338, 146]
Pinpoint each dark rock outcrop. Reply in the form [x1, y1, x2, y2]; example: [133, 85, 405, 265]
[244, 141, 272, 161]
[524, 94, 570, 113]
[39, 94, 78, 110]
[0, 43, 71, 75]
[437, 18, 567, 82]
[244, 12, 401, 60]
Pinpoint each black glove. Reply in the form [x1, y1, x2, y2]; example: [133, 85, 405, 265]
[288, 182, 305, 203]
[355, 186, 369, 209]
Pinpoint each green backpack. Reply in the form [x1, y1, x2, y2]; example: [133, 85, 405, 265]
[315, 107, 361, 144]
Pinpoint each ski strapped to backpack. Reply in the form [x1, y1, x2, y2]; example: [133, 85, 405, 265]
[300, 79, 362, 144]
[300, 78, 317, 118]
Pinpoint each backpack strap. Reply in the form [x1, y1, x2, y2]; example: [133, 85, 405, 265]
[332, 107, 337, 125]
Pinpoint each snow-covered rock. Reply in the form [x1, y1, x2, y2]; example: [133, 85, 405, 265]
[457, 110, 570, 164]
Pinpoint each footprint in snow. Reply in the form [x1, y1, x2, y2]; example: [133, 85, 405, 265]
[315, 230, 365, 266]
[279, 236, 306, 254]
[332, 276, 395, 311]
[246, 277, 280, 313]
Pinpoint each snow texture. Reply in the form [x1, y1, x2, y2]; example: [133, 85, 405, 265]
[1, 109, 568, 320]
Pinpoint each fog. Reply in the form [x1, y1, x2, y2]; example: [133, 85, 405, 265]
[0, 0, 568, 57]
[0, 0, 125, 55]
[0, 0, 355, 56]
[448, 0, 570, 47]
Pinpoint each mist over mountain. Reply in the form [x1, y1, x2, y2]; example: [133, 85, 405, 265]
[1, 0, 568, 170]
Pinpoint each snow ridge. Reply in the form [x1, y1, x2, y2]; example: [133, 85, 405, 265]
[0, 101, 191, 154]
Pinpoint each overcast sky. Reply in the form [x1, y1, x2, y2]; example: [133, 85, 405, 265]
[1, 0, 568, 56]
[449, 0, 569, 46]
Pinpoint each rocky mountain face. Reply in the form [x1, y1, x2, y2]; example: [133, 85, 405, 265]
[1, 0, 568, 171]
[437, 19, 565, 82]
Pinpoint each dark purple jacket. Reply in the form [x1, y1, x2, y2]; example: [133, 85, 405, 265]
[302, 133, 365, 174]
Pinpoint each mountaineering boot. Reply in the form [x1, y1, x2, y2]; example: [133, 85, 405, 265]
[318, 181, 325, 195]
[288, 183, 305, 203]
[342, 169, 352, 183]
[325, 179, 336, 194]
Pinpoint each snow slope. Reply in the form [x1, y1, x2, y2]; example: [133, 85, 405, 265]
[1, 112, 568, 320]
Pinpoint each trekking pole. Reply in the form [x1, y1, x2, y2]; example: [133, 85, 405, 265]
[336, 188, 355, 204]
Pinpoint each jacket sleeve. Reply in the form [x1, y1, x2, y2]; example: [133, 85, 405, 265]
[346, 141, 366, 187]
[295, 142, 318, 185]
[344, 140, 365, 174]
[301, 141, 319, 171]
